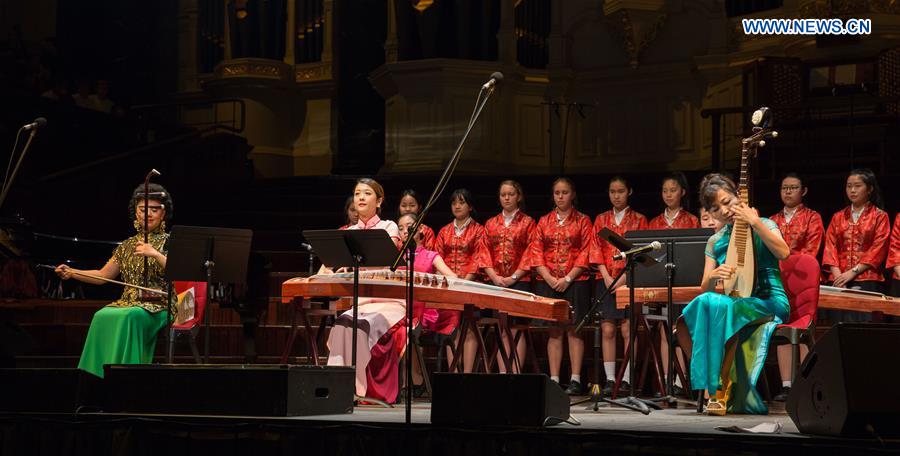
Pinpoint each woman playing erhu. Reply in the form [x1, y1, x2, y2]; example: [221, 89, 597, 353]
[55, 183, 174, 378]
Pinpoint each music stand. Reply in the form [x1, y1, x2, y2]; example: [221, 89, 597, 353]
[165, 225, 252, 363]
[301, 229, 398, 407]
[573, 228, 659, 414]
[625, 228, 712, 403]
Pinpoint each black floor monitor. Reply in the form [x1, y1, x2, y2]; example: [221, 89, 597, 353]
[624, 228, 714, 287]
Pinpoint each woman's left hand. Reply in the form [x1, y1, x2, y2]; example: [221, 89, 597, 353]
[553, 278, 570, 293]
[732, 203, 762, 228]
[134, 241, 160, 259]
[832, 270, 858, 288]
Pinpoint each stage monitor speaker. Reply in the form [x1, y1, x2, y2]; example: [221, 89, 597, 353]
[104, 364, 354, 417]
[786, 323, 900, 438]
[431, 373, 570, 427]
[0, 368, 82, 413]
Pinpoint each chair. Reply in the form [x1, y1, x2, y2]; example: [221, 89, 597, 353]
[166, 281, 208, 363]
[774, 253, 821, 383]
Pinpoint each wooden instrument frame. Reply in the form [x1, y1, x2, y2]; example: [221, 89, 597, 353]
[723, 123, 777, 298]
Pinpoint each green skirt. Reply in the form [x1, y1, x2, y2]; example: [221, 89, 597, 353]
[78, 306, 168, 378]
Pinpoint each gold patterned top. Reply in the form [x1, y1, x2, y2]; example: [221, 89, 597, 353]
[106, 230, 169, 313]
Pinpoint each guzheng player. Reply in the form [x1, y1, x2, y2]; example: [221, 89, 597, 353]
[325, 211, 456, 403]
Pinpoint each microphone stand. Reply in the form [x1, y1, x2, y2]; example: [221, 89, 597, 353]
[571, 254, 657, 414]
[302, 243, 316, 276]
[389, 80, 498, 425]
[0, 127, 38, 211]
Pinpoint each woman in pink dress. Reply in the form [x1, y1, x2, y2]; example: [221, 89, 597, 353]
[326, 201, 456, 402]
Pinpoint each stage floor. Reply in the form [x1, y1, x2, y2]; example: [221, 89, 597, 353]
[277, 400, 802, 437]
[4, 400, 896, 455]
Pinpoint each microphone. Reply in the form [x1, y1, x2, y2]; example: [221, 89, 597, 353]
[482, 72, 504, 90]
[23, 117, 47, 131]
[612, 241, 662, 261]
[301, 243, 314, 253]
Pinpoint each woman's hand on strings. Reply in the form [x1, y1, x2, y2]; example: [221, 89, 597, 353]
[732, 203, 761, 229]
[710, 264, 735, 282]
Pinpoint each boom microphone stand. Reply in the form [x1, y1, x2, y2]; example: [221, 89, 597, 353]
[389, 72, 505, 425]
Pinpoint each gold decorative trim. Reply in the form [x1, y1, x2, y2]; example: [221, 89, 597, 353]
[524, 74, 550, 83]
[799, 0, 900, 16]
[412, 0, 434, 13]
[605, 10, 668, 68]
[216, 61, 288, 80]
[295, 63, 332, 82]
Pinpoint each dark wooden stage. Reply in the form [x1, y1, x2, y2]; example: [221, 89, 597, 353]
[2, 400, 897, 456]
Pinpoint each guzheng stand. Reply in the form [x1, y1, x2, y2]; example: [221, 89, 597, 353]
[165, 225, 252, 363]
[572, 228, 659, 414]
[302, 229, 399, 408]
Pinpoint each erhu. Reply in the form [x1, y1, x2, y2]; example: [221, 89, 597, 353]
[140, 169, 164, 302]
[722, 107, 778, 298]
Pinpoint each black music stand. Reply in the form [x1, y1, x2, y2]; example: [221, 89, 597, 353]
[625, 228, 712, 404]
[573, 228, 659, 414]
[301, 229, 398, 408]
[165, 225, 252, 363]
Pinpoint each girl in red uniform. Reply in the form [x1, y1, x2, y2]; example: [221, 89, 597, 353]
[480, 180, 536, 372]
[433, 189, 488, 373]
[397, 189, 436, 250]
[647, 172, 697, 396]
[888, 213, 900, 298]
[590, 176, 648, 395]
[648, 172, 700, 230]
[768, 172, 825, 401]
[768, 173, 824, 257]
[822, 168, 890, 322]
[527, 178, 593, 394]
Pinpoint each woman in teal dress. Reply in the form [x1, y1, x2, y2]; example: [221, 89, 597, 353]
[682, 174, 790, 415]
[55, 184, 173, 378]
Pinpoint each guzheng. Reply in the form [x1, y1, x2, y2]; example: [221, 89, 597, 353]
[282, 269, 571, 322]
[616, 285, 899, 316]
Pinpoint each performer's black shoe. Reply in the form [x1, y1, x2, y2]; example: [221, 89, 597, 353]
[773, 386, 791, 402]
[601, 380, 615, 396]
[653, 385, 685, 398]
[601, 380, 631, 396]
[564, 380, 586, 396]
